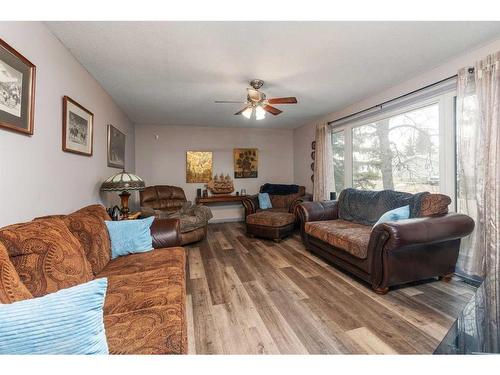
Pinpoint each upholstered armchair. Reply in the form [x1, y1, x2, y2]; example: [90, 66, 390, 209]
[140, 185, 212, 245]
[242, 184, 312, 241]
[296, 188, 475, 294]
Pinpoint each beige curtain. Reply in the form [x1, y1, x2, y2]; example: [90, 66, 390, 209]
[456, 51, 500, 352]
[456, 51, 500, 280]
[313, 122, 335, 201]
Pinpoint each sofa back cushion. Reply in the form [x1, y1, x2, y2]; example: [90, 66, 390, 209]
[338, 188, 429, 226]
[0, 218, 93, 297]
[260, 185, 305, 210]
[63, 207, 112, 275]
[419, 193, 451, 217]
[140, 185, 187, 212]
[0, 242, 33, 304]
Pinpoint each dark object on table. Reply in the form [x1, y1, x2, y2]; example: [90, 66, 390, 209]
[107, 205, 121, 221]
[242, 184, 312, 242]
[330, 192, 337, 200]
[202, 189, 208, 197]
[140, 185, 212, 245]
[196, 188, 202, 198]
[236, 191, 240, 196]
[296, 188, 475, 294]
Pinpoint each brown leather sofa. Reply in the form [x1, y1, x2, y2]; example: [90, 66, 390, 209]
[0, 204, 187, 354]
[242, 184, 311, 241]
[296, 188, 475, 294]
[140, 185, 212, 245]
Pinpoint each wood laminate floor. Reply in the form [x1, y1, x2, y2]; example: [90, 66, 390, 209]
[185, 222, 475, 354]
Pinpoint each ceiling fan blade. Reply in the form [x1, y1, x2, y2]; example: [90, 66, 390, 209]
[267, 97, 298, 104]
[263, 105, 282, 116]
[215, 100, 246, 103]
[234, 106, 250, 115]
[247, 88, 261, 102]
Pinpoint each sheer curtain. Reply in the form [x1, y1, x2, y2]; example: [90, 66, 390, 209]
[456, 51, 499, 352]
[456, 52, 500, 280]
[313, 122, 335, 201]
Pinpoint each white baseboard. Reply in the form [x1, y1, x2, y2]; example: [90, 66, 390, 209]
[208, 217, 245, 224]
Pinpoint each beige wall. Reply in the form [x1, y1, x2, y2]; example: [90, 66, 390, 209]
[293, 38, 500, 194]
[135, 125, 294, 222]
[0, 22, 135, 227]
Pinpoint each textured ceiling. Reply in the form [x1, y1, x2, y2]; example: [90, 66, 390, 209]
[46, 21, 500, 129]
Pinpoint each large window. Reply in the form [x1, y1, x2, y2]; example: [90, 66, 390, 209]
[330, 90, 456, 199]
[352, 104, 440, 193]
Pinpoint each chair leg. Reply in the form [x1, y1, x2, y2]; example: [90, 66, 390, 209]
[373, 287, 389, 295]
[439, 273, 453, 282]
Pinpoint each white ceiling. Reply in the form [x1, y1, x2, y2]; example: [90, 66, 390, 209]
[46, 21, 500, 129]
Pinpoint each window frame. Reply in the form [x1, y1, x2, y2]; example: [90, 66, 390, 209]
[330, 90, 457, 202]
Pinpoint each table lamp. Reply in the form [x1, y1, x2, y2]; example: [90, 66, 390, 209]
[101, 171, 145, 219]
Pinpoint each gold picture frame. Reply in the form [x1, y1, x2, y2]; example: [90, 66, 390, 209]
[234, 148, 258, 178]
[186, 151, 213, 183]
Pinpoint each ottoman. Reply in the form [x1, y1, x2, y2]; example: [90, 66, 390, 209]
[246, 210, 295, 242]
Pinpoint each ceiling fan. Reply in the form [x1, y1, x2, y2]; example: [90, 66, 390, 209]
[215, 79, 298, 120]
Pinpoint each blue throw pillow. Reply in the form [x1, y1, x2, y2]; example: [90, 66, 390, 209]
[258, 193, 273, 210]
[105, 216, 155, 259]
[0, 278, 108, 355]
[373, 205, 410, 227]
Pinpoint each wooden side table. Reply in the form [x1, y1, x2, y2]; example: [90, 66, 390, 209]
[195, 195, 246, 206]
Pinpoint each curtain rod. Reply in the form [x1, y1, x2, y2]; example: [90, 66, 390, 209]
[327, 73, 460, 126]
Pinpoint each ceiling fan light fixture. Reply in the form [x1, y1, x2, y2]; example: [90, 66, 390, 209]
[255, 105, 266, 120]
[242, 107, 253, 119]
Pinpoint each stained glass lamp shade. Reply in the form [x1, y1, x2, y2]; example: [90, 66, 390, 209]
[101, 171, 145, 218]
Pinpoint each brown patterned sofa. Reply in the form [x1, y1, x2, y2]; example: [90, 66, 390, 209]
[0, 204, 187, 354]
[242, 184, 312, 241]
[140, 185, 212, 245]
[297, 188, 475, 294]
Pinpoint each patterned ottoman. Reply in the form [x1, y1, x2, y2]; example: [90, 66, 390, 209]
[246, 209, 295, 242]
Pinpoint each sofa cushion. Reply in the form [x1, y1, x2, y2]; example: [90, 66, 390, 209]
[75, 204, 112, 222]
[63, 210, 111, 275]
[419, 193, 451, 217]
[99, 246, 187, 354]
[104, 304, 187, 354]
[247, 211, 295, 227]
[338, 188, 429, 225]
[304, 220, 372, 259]
[0, 242, 33, 304]
[0, 218, 93, 297]
[98, 247, 186, 277]
[101, 266, 184, 315]
[269, 192, 303, 210]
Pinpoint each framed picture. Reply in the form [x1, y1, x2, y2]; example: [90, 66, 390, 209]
[0, 39, 36, 135]
[234, 148, 258, 178]
[186, 151, 212, 183]
[107, 124, 126, 169]
[62, 96, 93, 156]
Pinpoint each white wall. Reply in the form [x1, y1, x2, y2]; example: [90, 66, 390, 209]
[0, 22, 135, 227]
[293, 38, 500, 194]
[135, 125, 294, 222]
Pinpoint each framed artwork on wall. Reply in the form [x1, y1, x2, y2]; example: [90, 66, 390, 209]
[0, 38, 36, 135]
[107, 124, 126, 169]
[234, 148, 258, 178]
[186, 151, 213, 183]
[62, 96, 93, 156]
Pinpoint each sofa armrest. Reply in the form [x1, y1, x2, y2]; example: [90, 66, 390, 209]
[295, 200, 339, 223]
[242, 195, 259, 217]
[289, 193, 313, 214]
[373, 213, 475, 251]
[150, 218, 181, 248]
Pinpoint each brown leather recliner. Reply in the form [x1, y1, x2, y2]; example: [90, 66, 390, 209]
[242, 184, 312, 241]
[140, 185, 212, 245]
[296, 188, 475, 294]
